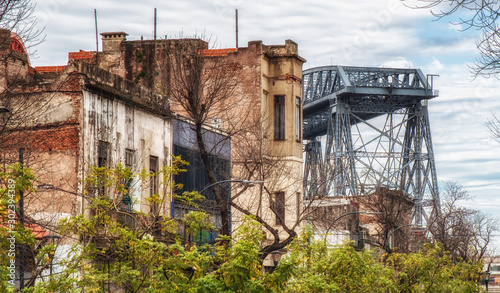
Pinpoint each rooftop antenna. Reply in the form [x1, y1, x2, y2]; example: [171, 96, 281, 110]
[154, 8, 157, 40]
[235, 9, 238, 48]
[94, 9, 98, 52]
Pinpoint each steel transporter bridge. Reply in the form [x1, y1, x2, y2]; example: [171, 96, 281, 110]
[302, 65, 439, 226]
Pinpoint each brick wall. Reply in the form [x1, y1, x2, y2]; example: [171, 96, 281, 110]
[198, 48, 238, 56]
[4, 124, 79, 153]
[34, 66, 68, 73]
[68, 50, 95, 60]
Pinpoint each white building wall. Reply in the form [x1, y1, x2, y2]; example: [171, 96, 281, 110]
[80, 90, 172, 215]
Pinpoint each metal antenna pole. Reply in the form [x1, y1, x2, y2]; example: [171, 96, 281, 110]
[19, 148, 24, 289]
[94, 9, 98, 52]
[154, 8, 157, 40]
[235, 9, 238, 48]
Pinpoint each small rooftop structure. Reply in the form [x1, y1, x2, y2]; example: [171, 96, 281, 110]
[100, 31, 128, 53]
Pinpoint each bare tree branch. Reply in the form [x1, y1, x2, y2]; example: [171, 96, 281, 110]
[410, 0, 500, 76]
[427, 181, 498, 262]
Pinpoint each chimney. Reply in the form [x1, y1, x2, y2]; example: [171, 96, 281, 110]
[0, 28, 11, 52]
[100, 31, 128, 53]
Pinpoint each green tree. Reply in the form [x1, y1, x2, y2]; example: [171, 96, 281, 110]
[22, 158, 281, 292]
[6, 159, 484, 292]
[0, 163, 56, 291]
[273, 226, 395, 293]
[386, 243, 482, 292]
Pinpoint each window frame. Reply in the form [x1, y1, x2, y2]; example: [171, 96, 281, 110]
[273, 191, 286, 226]
[149, 156, 159, 214]
[122, 149, 135, 212]
[274, 95, 286, 140]
[98, 141, 110, 168]
[295, 97, 302, 142]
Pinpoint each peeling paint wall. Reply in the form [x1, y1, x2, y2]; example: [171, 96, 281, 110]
[81, 90, 172, 215]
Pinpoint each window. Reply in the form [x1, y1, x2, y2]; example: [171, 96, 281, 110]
[98, 141, 110, 167]
[149, 156, 159, 213]
[125, 149, 135, 168]
[97, 141, 110, 196]
[274, 95, 285, 140]
[296, 97, 301, 141]
[296, 192, 301, 219]
[123, 149, 135, 211]
[273, 192, 285, 225]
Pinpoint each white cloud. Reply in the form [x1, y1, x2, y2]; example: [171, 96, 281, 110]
[424, 57, 444, 73]
[381, 57, 414, 68]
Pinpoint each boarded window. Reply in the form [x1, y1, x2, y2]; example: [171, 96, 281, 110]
[274, 95, 286, 140]
[273, 192, 285, 225]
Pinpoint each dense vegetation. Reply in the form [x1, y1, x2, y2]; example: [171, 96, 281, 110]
[0, 161, 484, 292]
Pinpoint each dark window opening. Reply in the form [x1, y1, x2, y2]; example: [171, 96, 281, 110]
[149, 156, 159, 214]
[296, 97, 301, 141]
[98, 141, 110, 168]
[97, 141, 110, 196]
[274, 95, 286, 140]
[273, 192, 285, 225]
[172, 145, 231, 206]
[122, 149, 135, 212]
[172, 145, 231, 243]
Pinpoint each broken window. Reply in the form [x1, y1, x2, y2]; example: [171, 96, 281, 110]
[274, 95, 286, 140]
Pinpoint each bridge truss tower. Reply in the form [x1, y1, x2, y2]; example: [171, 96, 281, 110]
[302, 66, 439, 226]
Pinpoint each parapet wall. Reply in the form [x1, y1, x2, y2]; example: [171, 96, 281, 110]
[78, 62, 170, 116]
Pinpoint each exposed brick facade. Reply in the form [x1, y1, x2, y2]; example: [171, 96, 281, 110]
[29, 125, 79, 152]
[68, 50, 95, 60]
[0, 29, 172, 226]
[34, 65, 68, 73]
[198, 48, 238, 56]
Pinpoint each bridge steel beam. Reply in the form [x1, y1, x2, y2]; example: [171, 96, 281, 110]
[302, 65, 439, 227]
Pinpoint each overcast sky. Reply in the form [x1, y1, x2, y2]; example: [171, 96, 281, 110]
[30, 0, 500, 244]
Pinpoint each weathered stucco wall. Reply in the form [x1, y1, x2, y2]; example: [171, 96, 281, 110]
[227, 40, 305, 246]
[80, 90, 172, 215]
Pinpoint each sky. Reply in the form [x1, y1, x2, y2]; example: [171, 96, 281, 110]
[29, 0, 500, 247]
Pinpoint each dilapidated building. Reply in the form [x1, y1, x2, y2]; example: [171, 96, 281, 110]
[0, 29, 175, 229]
[305, 196, 363, 249]
[1, 28, 307, 272]
[79, 32, 307, 254]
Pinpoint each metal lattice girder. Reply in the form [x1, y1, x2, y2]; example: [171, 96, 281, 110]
[302, 65, 439, 227]
[303, 139, 324, 199]
[303, 66, 435, 140]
